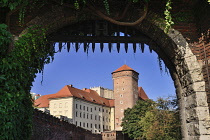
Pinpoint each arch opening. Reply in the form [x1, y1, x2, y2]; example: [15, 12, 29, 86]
[21, 11, 210, 140]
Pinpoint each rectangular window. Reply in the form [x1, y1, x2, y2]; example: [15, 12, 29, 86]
[76, 111, 78, 117]
[80, 112, 82, 117]
[83, 106, 85, 110]
[87, 107, 89, 111]
[99, 108, 100, 111]
[91, 108, 92, 112]
[95, 124, 97, 129]
[83, 122, 85, 127]
[76, 121, 77, 126]
[95, 107, 96, 110]
[91, 123, 92, 128]
[80, 122, 81, 126]
[87, 123, 89, 128]
[91, 114, 93, 120]
[83, 113, 85, 118]
[95, 115, 97, 120]
[87, 113, 89, 119]
[59, 103, 62, 108]
[76, 104, 78, 109]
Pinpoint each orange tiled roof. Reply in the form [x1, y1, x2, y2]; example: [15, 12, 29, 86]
[138, 87, 149, 100]
[34, 85, 115, 108]
[112, 64, 138, 74]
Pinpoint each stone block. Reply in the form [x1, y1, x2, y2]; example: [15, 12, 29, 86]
[198, 120, 210, 135]
[199, 135, 210, 140]
[187, 122, 200, 136]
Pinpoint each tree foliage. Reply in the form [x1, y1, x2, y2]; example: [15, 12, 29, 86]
[0, 24, 53, 139]
[121, 97, 181, 140]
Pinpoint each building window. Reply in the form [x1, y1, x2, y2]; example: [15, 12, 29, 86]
[83, 113, 85, 118]
[99, 124, 101, 129]
[59, 103, 62, 108]
[95, 115, 97, 120]
[91, 108, 92, 112]
[87, 107, 89, 111]
[99, 108, 100, 111]
[103, 109, 104, 112]
[91, 123, 92, 128]
[103, 116, 104, 121]
[95, 107, 96, 110]
[120, 101, 123, 104]
[106, 110, 108, 113]
[87, 113, 89, 119]
[122, 88, 125, 91]
[83, 106, 85, 110]
[91, 114, 93, 120]
[76, 111, 78, 117]
[76, 121, 77, 126]
[87, 123, 89, 128]
[99, 116, 101, 121]
[95, 124, 97, 129]
[120, 94, 123, 97]
[80, 122, 81, 126]
[80, 112, 82, 117]
[83, 122, 85, 127]
[76, 104, 78, 109]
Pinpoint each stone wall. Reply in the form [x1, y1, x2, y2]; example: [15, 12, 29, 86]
[31, 109, 102, 140]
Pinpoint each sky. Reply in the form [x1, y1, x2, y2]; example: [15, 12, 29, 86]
[31, 43, 176, 100]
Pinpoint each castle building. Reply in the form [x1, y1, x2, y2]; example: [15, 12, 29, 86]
[34, 65, 148, 136]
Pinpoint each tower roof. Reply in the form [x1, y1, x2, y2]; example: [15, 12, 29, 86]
[112, 64, 138, 74]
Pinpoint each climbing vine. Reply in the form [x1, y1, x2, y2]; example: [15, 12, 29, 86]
[0, 24, 53, 139]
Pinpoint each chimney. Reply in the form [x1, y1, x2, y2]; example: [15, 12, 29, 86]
[69, 84, 73, 87]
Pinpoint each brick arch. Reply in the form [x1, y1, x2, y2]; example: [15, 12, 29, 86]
[18, 7, 210, 139]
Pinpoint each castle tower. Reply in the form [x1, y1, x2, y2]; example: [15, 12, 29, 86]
[112, 64, 139, 131]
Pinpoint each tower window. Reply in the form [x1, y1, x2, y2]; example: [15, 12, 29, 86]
[120, 94, 123, 97]
[122, 88, 125, 91]
[120, 101, 123, 104]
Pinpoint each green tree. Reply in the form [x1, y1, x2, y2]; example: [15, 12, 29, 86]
[121, 97, 181, 140]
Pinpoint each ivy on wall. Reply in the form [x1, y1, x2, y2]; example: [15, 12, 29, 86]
[0, 24, 53, 140]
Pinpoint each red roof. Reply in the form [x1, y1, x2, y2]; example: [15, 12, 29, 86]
[138, 87, 149, 100]
[112, 64, 138, 74]
[34, 85, 114, 108]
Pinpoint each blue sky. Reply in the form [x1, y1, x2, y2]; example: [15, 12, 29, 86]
[31, 43, 176, 100]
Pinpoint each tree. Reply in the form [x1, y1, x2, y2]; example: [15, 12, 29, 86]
[121, 97, 181, 140]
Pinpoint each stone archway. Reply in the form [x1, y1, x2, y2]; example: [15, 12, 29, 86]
[10, 2, 210, 140]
